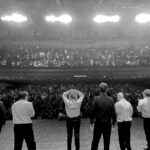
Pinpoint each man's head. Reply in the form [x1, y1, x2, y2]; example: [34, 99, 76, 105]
[69, 89, 78, 100]
[117, 92, 124, 101]
[17, 91, 28, 101]
[143, 89, 150, 98]
[99, 82, 108, 93]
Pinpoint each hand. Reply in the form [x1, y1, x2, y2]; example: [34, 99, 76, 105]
[90, 124, 94, 131]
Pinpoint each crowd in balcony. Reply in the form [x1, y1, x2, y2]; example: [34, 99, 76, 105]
[0, 45, 150, 68]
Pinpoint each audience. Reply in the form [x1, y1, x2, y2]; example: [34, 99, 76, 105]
[0, 45, 150, 68]
[0, 83, 146, 120]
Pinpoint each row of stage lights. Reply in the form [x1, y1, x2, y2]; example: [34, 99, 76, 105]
[1, 13, 150, 24]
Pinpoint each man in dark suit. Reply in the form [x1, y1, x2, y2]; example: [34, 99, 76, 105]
[137, 89, 150, 150]
[0, 100, 6, 133]
[90, 82, 116, 150]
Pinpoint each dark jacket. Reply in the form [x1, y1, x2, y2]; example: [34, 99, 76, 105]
[0, 101, 6, 126]
[90, 93, 116, 125]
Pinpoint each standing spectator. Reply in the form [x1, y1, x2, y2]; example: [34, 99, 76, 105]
[11, 91, 36, 150]
[0, 100, 6, 133]
[115, 92, 133, 150]
[90, 82, 116, 150]
[137, 89, 150, 150]
[62, 89, 84, 150]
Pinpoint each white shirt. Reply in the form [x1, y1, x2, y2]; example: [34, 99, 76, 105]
[137, 97, 150, 118]
[12, 100, 35, 124]
[62, 93, 84, 118]
[115, 99, 133, 122]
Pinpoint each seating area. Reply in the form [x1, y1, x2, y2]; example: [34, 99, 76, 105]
[0, 45, 150, 68]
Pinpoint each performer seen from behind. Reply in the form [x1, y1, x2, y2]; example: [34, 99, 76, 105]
[90, 82, 116, 150]
[0, 100, 6, 133]
[115, 92, 133, 150]
[12, 91, 36, 150]
[62, 89, 84, 150]
[137, 89, 150, 150]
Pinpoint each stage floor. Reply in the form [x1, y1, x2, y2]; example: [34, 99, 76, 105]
[0, 118, 146, 150]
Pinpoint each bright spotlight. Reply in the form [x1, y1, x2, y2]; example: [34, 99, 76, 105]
[11, 13, 27, 22]
[58, 14, 72, 24]
[45, 15, 58, 22]
[93, 15, 108, 23]
[1, 15, 11, 21]
[135, 13, 150, 23]
[1, 13, 27, 23]
[93, 15, 120, 23]
[109, 15, 120, 22]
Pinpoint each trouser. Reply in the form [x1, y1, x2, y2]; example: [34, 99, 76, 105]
[14, 124, 36, 150]
[144, 118, 150, 149]
[66, 116, 81, 150]
[117, 121, 132, 150]
[0, 125, 2, 133]
[91, 121, 112, 150]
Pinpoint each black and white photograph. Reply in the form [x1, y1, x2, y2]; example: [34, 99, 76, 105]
[0, 0, 150, 150]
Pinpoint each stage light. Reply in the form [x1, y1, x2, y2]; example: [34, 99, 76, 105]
[58, 14, 72, 24]
[93, 15, 120, 23]
[1, 13, 27, 23]
[93, 15, 108, 23]
[1, 16, 11, 21]
[109, 15, 120, 22]
[45, 15, 58, 22]
[1, 15, 11, 21]
[135, 13, 150, 23]
[45, 14, 72, 24]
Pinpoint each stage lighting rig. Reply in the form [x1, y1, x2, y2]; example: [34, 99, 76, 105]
[1, 13, 28, 23]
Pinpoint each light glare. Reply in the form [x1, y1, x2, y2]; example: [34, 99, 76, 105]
[109, 15, 120, 22]
[1, 15, 11, 21]
[58, 14, 72, 24]
[93, 15, 108, 23]
[93, 15, 120, 23]
[45, 15, 58, 22]
[1, 13, 27, 23]
[135, 13, 150, 23]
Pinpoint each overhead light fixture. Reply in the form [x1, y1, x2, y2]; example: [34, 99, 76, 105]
[45, 15, 58, 23]
[45, 14, 72, 24]
[1, 13, 28, 23]
[58, 14, 72, 24]
[135, 13, 150, 23]
[93, 14, 120, 23]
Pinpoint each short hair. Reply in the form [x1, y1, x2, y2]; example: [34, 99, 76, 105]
[99, 82, 108, 93]
[69, 90, 78, 100]
[143, 89, 150, 97]
[17, 91, 28, 99]
[117, 92, 124, 101]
